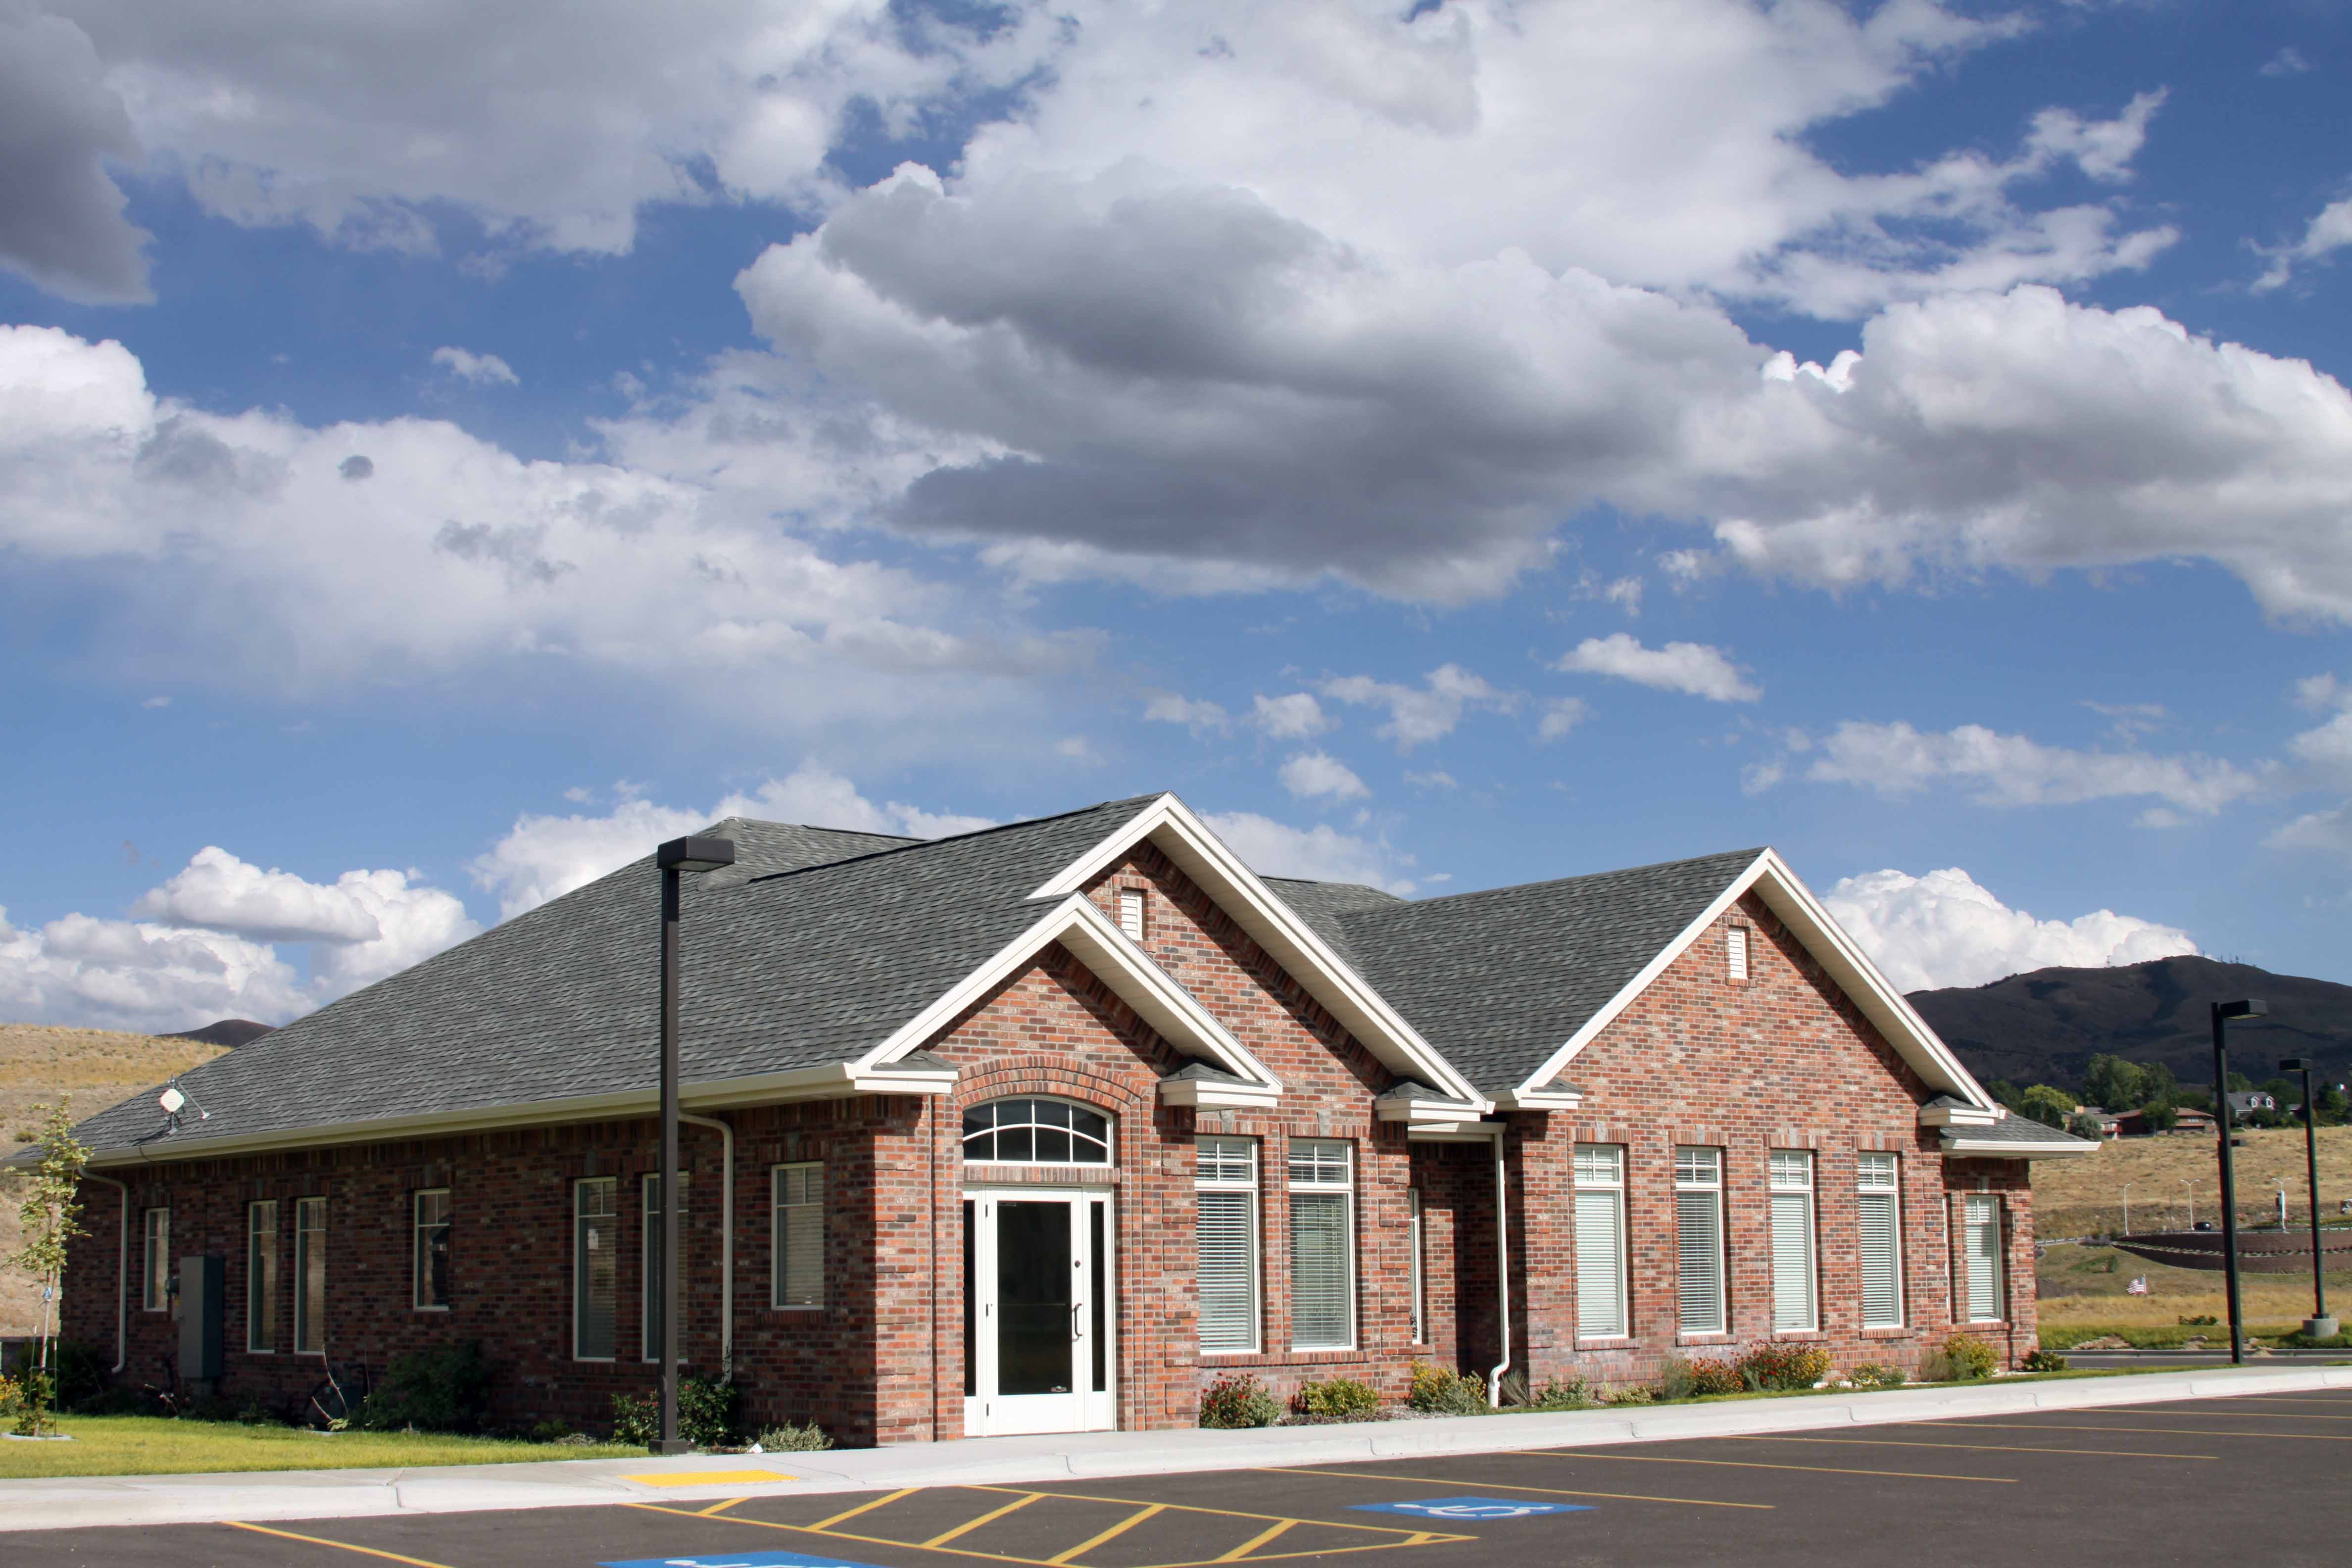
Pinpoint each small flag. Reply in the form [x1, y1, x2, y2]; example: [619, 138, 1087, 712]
[2126, 1275, 2149, 1295]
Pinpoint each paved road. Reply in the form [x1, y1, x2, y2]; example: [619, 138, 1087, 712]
[11, 1387, 2351, 1567]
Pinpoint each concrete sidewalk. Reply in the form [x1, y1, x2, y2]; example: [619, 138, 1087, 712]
[5, 1361, 2349, 1534]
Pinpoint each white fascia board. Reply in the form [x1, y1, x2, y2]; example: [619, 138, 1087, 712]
[1158, 1077, 1282, 1109]
[1940, 1134, 2100, 1160]
[1407, 1120, 1507, 1143]
[857, 891, 1280, 1092]
[1029, 793, 1490, 1111]
[1492, 1089, 1585, 1111]
[1375, 1093, 1489, 1124]
[1507, 848, 1996, 1114]
[1918, 1102, 2001, 1127]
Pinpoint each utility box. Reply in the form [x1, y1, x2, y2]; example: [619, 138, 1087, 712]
[178, 1254, 224, 1381]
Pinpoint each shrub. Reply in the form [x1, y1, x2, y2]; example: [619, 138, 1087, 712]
[1938, 1333, 1999, 1381]
[528, 1419, 574, 1444]
[754, 1419, 834, 1452]
[1524, 1376, 1588, 1412]
[1738, 1344, 1831, 1392]
[6, 1368, 55, 1436]
[610, 1373, 743, 1448]
[2178, 1314, 2218, 1326]
[1660, 1357, 1746, 1400]
[356, 1340, 495, 1434]
[2018, 1349, 2069, 1373]
[1199, 1374, 1281, 1429]
[1295, 1376, 1381, 1421]
[1846, 1363, 1907, 1390]
[1602, 1383, 1657, 1406]
[1406, 1363, 1488, 1416]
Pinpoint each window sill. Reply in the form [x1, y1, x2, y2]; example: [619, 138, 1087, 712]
[1198, 1349, 1369, 1367]
[413, 1305, 449, 1314]
[769, 1305, 825, 1314]
[1573, 1337, 1638, 1350]
[1768, 1330, 1826, 1342]
[1859, 1325, 1915, 1338]
[1675, 1333, 1734, 1347]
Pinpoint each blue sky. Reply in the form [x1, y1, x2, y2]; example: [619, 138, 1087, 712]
[3, 0, 2350, 1034]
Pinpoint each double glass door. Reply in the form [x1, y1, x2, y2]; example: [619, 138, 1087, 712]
[962, 1189, 1115, 1436]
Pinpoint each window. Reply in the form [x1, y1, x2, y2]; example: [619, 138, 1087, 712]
[773, 1163, 824, 1309]
[1727, 927, 1749, 981]
[1117, 887, 1146, 941]
[141, 1207, 171, 1312]
[1768, 1151, 1817, 1333]
[642, 1172, 690, 1362]
[1857, 1153, 1905, 1328]
[1675, 1148, 1726, 1334]
[1407, 1188, 1426, 1345]
[246, 1201, 278, 1352]
[962, 1098, 1112, 1165]
[1962, 1194, 2006, 1323]
[1287, 1139, 1355, 1350]
[413, 1189, 451, 1310]
[294, 1197, 327, 1355]
[574, 1178, 617, 1360]
[1195, 1137, 1260, 1353]
[1573, 1145, 1628, 1339]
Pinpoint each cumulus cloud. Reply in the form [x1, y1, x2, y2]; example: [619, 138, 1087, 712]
[1200, 810, 1411, 894]
[0, 3, 150, 301]
[2253, 195, 2352, 293]
[1250, 693, 1334, 740]
[469, 762, 991, 918]
[1537, 697, 1590, 742]
[1278, 751, 1369, 802]
[1322, 665, 1512, 752]
[2260, 47, 2311, 77]
[1555, 633, 1760, 702]
[1800, 720, 2266, 814]
[1142, 692, 1228, 735]
[1825, 866, 2198, 993]
[431, 346, 518, 386]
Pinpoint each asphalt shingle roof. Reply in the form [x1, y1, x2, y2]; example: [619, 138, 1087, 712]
[1946, 1114, 2098, 1149]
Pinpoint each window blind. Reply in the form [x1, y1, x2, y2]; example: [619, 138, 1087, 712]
[247, 1201, 278, 1352]
[575, 1177, 617, 1360]
[1767, 1152, 1815, 1333]
[1857, 1153, 1904, 1328]
[1197, 1137, 1260, 1353]
[143, 1208, 171, 1312]
[294, 1197, 326, 1355]
[1288, 1139, 1354, 1351]
[413, 1189, 450, 1310]
[1963, 1195, 2005, 1323]
[1407, 1188, 1425, 1345]
[1675, 1147, 1725, 1335]
[642, 1173, 690, 1361]
[773, 1163, 824, 1309]
[1573, 1144, 1627, 1339]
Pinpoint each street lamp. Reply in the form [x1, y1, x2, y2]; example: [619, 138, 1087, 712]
[2278, 1058, 2337, 1340]
[2121, 1182, 2134, 1239]
[652, 833, 735, 1455]
[2211, 998, 2267, 1366]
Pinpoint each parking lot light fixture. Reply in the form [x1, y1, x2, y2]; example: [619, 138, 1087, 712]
[2211, 998, 2266, 1366]
[2278, 1057, 2336, 1339]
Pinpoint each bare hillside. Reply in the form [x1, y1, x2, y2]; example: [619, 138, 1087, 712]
[2032, 1122, 2352, 1237]
[0, 1024, 229, 1335]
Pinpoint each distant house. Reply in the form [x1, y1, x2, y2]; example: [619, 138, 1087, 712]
[2171, 1108, 2219, 1135]
[2071, 1107, 2122, 1139]
[2225, 1091, 2277, 1118]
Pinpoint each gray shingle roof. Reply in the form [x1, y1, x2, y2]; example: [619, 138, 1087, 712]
[1271, 848, 1762, 1095]
[1945, 1115, 2098, 1150]
[72, 797, 1158, 1159]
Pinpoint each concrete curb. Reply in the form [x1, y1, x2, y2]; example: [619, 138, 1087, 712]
[5, 1361, 2348, 1534]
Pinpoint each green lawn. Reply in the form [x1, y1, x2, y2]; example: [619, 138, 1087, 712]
[0, 1416, 639, 1478]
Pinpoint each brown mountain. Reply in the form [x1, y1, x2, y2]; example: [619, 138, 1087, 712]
[163, 1017, 276, 1048]
[1905, 955, 2352, 1093]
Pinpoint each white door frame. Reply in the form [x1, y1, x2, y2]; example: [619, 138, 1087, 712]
[963, 1186, 1116, 1437]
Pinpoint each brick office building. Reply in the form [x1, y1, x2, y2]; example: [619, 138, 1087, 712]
[56, 794, 2089, 1444]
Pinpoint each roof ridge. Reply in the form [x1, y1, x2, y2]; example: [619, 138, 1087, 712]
[1338, 845, 1765, 916]
[735, 793, 1166, 885]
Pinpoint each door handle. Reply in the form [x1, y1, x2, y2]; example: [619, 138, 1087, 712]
[1071, 1302, 1083, 1337]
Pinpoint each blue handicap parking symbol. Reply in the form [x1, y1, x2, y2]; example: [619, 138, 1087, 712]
[1352, 1496, 1593, 1521]
[602, 1554, 895, 1568]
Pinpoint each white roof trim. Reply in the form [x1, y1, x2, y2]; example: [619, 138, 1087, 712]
[1028, 794, 1490, 1110]
[1510, 849, 1994, 1111]
[1159, 1076, 1281, 1109]
[1939, 1133, 2100, 1160]
[858, 891, 1280, 1093]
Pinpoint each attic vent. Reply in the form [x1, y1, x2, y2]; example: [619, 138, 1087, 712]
[1118, 888, 1146, 941]
[1726, 926, 1749, 981]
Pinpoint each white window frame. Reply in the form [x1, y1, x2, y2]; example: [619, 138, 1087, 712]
[413, 1188, 451, 1312]
[1407, 1187, 1426, 1346]
[574, 1176, 618, 1362]
[142, 1207, 171, 1312]
[1286, 1138, 1356, 1352]
[772, 1162, 824, 1310]
[1962, 1194, 2007, 1324]
[293, 1197, 327, 1356]
[641, 1171, 690, 1362]
[1195, 1136, 1261, 1354]
[1117, 887, 1146, 941]
[246, 1200, 278, 1353]
[962, 1097, 1115, 1167]
[1767, 1151, 1818, 1333]
[1727, 926, 1750, 981]
[1573, 1144, 1629, 1340]
[1674, 1147, 1727, 1336]
[1857, 1152, 1906, 1328]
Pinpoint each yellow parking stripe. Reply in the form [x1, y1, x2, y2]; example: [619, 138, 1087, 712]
[928, 1492, 1045, 1547]
[1735, 1434, 2211, 1460]
[813, 1487, 922, 1529]
[1529, 1448, 2014, 1483]
[1216, 1519, 1298, 1561]
[223, 1521, 455, 1568]
[1048, 1503, 1166, 1564]
[700, 1496, 748, 1517]
[1256, 1464, 1769, 1510]
[965, 1484, 1433, 1535]
[1908, 1420, 2352, 1442]
[2124, 1405, 2352, 1421]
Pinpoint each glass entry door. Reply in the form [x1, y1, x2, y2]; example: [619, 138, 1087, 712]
[962, 1189, 1115, 1436]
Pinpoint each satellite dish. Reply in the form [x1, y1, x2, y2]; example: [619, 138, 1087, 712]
[159, 1086, 186, 1114]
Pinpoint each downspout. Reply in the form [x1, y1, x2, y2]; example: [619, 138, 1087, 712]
[1484, 1124, 1513, 1409]
[81, 1173, 130, 1373]
[680, 1112, 734, 1377]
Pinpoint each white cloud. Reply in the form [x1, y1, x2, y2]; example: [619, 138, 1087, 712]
[1199, 810, 1411, 893]
[1250, 692, 1334, 740]
[1278, 751, 1369, 802]
[469, 762, 992, 918]
[2294, 673, 2342, 712]
[2261, 47, 2311, 77]
[1404, 770, 1456, 791]
[1537, 698, 1590, 742]
[2268, 804, 2352, 857]
[1801, 720, 2265, 814]
[1823, 866, 2199, 993]
[1322, 665, 1512, 752]
[430, 346, 518, 387]
[0, 4, 150, 302]
[2254, 195, 2352, 293]
[1555, 633, 1760, 702]
[1053, 735, 1101, 765]
[1143, 692, 1229, 735]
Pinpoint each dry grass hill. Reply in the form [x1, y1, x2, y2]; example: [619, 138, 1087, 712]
[0, 1024, 229, 1335]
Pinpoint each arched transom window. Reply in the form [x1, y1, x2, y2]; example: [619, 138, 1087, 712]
[963, 1098, 1112, 1165]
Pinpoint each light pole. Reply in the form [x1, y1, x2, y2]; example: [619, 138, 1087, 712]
[2121, 1182, 2134, 1239]
[2179, 1177, 2197, 1230]
[2278, 1058, 2337, 1339]
[2211, 998, 2266, 1366]
[653, 833, 735, 1455]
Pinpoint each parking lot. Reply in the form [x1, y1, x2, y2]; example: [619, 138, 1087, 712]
[11, 1387, 2350, 1567]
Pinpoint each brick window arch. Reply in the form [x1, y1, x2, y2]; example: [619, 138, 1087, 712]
[962, 1097, 1114, 1165]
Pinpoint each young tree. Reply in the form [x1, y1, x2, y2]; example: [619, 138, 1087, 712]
[2082, 1054, 2146, 1113]
[2019, 1084, 2075, 1129]
[7, 1101, 91, 1430]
